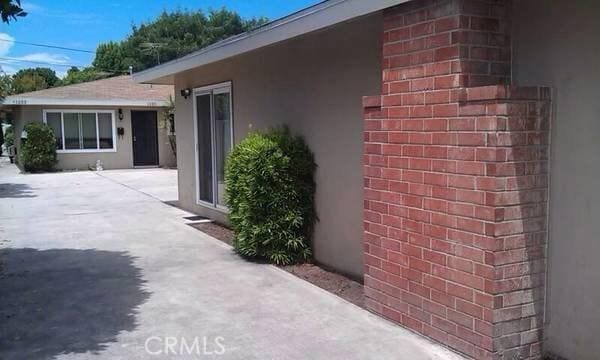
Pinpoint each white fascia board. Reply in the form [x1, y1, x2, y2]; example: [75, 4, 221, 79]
[2, 97, 169, 107]
[133, 0, 407, 84]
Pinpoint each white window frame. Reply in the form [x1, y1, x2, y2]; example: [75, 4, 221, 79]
[43, 109, 117, 153]
[192, 81, 233, 212]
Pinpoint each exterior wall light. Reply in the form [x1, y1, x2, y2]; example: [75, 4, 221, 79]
[180, 88, 192, 99]
[118, 108, 124, 121]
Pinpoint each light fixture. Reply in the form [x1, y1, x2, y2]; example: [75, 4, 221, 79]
[180, 88, 192, 99]
[118, 108, 124, 121]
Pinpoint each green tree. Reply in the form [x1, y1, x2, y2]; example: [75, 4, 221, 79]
[12, 68, 60, 94]
[60, 66, 108, 86]
[92, 42, 128, 72]
[4, 125, 14, 148]
[93, 8, 268, 72]
[0, 73, 12, 100]
[0, 0, 26, 24]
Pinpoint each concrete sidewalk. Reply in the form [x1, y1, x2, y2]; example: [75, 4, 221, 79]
[0, 160, 463, 360]
[96, 167, 178, 203]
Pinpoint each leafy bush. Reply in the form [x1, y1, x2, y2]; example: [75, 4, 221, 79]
[4, 125, 13, 148]
[225, 127, 316, 265]
[20, 122, 57, 172]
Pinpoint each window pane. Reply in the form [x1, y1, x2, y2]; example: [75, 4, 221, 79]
[46, 112, 62, 149]
[196, 94, 213, 203]
[63, 113, 80, 149]
[81, 113, 97, 149]
[214, 92, 231, 207]
[98, 113, 113, 149]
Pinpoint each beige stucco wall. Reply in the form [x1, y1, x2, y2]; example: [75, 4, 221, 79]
[513, 1, 600, 359]
[13, 105, 176, 170]
[173, 13, 383, 278]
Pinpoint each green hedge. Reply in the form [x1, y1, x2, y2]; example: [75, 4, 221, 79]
[225, 128, 316, 265]
[20, 122, 57, 172]
[4, 125, 13, 148]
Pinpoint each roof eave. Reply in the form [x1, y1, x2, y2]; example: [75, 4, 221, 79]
[133, 0, 407, 85]
[1, 98, 169, 107]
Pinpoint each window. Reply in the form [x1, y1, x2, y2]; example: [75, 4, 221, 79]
[45, 112, 62, 149]
[193, 82, 233, 209]
[43, 110, 116, 152]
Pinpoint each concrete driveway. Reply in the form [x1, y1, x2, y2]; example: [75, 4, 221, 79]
[0, 159, 463, 360]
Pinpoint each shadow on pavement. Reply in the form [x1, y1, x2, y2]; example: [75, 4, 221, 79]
[0, 183, 36, 198]
[0, 248, 150, 359]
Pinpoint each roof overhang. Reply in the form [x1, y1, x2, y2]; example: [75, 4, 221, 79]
[133, 0, 407, 85]
[1, 97, 169, 107]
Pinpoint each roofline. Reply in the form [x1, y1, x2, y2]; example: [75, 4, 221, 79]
[8, 75, 133, 99]
[1, 97, 169, 107]
[133, 0, 407, 84]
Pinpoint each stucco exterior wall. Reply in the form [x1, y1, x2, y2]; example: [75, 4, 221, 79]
[13, 105, 176, 170]
[173, 13, 383, 278]
[513, 1, 600, 359]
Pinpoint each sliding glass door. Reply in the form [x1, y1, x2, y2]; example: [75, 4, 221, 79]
[194, 82, 232, 209]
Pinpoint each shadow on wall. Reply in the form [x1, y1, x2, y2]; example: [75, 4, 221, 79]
[0, 183, 36, 198]
[0, 248, 150, 359]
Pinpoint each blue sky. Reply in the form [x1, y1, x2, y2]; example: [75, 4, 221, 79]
[0, 0, 320, 77]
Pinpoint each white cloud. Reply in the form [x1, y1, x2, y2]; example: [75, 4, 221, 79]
[0, 52, 73, 77]
[0, 33, 15, 57]
[0, 64, 17, 75]
[14, 52, 71, 65]
[0, 33, 77, 78]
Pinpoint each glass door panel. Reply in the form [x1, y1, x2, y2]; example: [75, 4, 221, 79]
[214, 91, 231, 207]
[196, 93, 213, 204]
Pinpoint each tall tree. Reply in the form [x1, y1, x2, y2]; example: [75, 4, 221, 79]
[0, 0, 26, 23]
[60, 67, 108, 86]
[92, 42, 129, 73]
[11, 68, 59, 94]
[93, 8, 268, 73]
[0, 73, 12, 100]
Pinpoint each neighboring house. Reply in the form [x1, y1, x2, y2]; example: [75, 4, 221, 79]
[133, 1, 599, 359]
[2, 75, 176, 170]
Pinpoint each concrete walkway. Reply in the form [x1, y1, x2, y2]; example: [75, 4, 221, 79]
[96, 167, 178, 203]
[0, 159, 463, 360]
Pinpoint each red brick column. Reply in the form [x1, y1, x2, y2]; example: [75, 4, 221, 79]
[363, 1, 551, 359]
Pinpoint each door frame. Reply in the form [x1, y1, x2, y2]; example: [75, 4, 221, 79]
[131, 110, 159, 167]
[192, 81, 233, 211]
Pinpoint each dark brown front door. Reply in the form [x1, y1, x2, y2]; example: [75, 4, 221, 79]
[131, 110, 159, 166]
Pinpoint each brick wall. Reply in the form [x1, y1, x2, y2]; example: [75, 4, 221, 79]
[363, 0, 551, 359]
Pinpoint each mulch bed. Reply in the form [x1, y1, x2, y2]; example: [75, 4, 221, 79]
[189, 222, 234, 245]
[188, 221, 365, 308]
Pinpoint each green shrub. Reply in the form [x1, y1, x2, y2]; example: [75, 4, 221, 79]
[4, 125, 13, 148]
[20, 122, 57, 172]
[225, 127, 316, 265]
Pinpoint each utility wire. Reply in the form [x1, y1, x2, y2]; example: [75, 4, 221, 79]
[0, 57, 83, 68]
[0, 58, 128, 75]
[0, 38, 96, 53]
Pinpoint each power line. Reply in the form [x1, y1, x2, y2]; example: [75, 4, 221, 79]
[0, 38, 96, 54]
[0, 56, 87, 68]
[0, 58, 128, 75]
